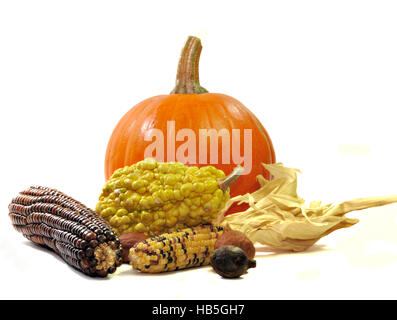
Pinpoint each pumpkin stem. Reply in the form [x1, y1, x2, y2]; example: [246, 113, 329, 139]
[218, 166, 244, 192]
[171, 36, 208, 94]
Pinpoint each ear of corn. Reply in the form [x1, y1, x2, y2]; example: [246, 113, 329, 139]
[129, 224, 225, 273]
[9, 186, 123, 277]
[96, 158, 242, 237]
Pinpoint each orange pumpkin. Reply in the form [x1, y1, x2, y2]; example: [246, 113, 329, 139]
[105, 36, 275, 215]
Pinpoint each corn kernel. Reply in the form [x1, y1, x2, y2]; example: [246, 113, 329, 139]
[173, 189, 183, 201]
[214, 189, 224, 199]
[138, 158, 157, 170]
[131, 180, 144, 190]
[210, 197, 220, 209]
[164, 174, 177, 185]
[135, 222, 147, 233]
[179, 210, 189, 220]
[204, 180, 218, 193]
[110, 215, 120, 227]
[141, 211, 153, 224]
[137, 187, 147, 194]
[156, 190, 166, 202]
[179, 203, 190, 216]
[193, 182, 205, 193]
[152, 191, 163, 204]
[192, 197, 201, 207]
[189, 210, 200, 218]
[120, 215, 131, 225]
[166, 217, 177, 227]
[181, 183, 193, 196]
[158, 164, 169, 174]
[216, 169, 226, 178]
[143, 172, 154, 181]
[167, 207, 179, 218]
[116, 208, 128, 217]
[164, 189, 174, 200]
[158, 211, 166, 219]
[139, 198, 149, 208]
[101, 207, 116, 217]
[175, 182, 182, 190]
[163, 203, 173, 211]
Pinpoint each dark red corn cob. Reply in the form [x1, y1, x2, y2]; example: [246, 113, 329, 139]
[9, 186, 123, 277]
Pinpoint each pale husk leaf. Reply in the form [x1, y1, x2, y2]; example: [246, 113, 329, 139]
[215, 163, 397, 252]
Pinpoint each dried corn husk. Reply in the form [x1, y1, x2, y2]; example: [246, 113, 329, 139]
[214, 163, 397, 252]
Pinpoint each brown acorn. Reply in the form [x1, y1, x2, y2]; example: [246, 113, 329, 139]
[214, 230, 255, 259]
[119, 232, 149, 263]
[210, 246, 256, 278]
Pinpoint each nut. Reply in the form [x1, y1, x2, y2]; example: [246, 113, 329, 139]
[214, 230, 255, 260]
[119, 232, 149, 263]
[211, 246, 256, 278]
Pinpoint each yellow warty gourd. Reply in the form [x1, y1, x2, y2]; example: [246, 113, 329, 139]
[96, 159, 241, 236]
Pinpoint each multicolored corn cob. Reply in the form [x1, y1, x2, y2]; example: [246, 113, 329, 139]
[9, 186, 123, 277]
[129, 224, 225, 273]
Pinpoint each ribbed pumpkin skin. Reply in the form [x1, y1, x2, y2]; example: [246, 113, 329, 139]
[105, 93, 275, 214]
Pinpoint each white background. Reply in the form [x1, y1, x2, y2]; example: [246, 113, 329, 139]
[1, 0, 397, 299]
